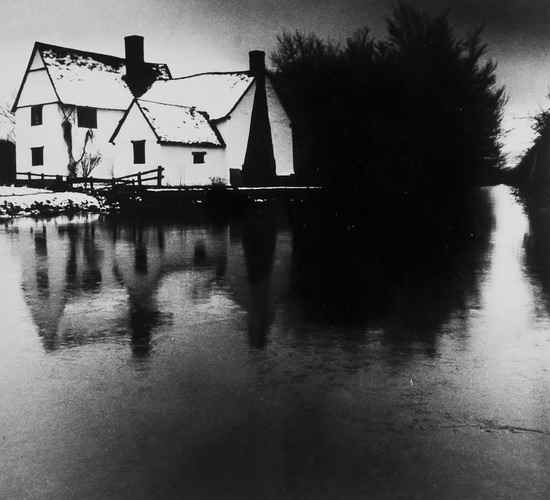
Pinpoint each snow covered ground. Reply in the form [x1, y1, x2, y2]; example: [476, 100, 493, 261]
[0, 186, 101, 217]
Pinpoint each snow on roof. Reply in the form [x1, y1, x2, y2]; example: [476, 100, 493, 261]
[137, 100, 223, 147]
[38, 43, 171, 110]
[140, 72, 254, 121]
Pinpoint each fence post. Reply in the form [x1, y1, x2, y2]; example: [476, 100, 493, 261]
[137, 172, 142, 186]
[157, 166, 163, 187]
[112, 177, 116, 188]
[90, 177, 94, 190]
[27, 172, 31, 181]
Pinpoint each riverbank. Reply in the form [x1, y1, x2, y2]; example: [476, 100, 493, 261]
[0, 186, 101, 218]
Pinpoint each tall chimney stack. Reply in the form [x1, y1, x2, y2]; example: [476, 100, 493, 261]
[124, 35, 145, 94]
[242, 49, 276, 186]
[249, 50, 266, 78]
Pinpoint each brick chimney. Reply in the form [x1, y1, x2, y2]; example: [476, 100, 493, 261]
[249, 50, 266, 78]
[124, 35, 147, 96]
[125, 35, 144, 78]
[242, 49, 276, 186]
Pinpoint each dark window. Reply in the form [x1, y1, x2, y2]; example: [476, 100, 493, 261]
[31, 105, 43, 126]
[31, 146, 44, 166]
[77, 106, 97, 128]
[133, 140, 145, 164]
[192, 151, 206, 164]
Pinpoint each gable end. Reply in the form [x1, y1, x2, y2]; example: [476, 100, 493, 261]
[12, 43, 61, 112]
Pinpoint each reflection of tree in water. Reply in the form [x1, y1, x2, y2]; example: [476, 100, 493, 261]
[289, 190, 495, 356]
[522, 200, 550, 314]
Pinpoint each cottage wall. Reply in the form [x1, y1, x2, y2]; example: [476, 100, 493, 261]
[16, 104, 67, 176]
[162, 145, 227, 186]
[63, 107, 122, 178]
[216, 78, 294, 179]
[15, 103, 121, 178]
[266, 77, 294, 177]
[217, 82, 256, 173]
[17, 71, 58, 107]
[111, 104, 162, 179]
[111, 104, 226, 185]
[17, 52, 57, 107]
[15, 48, 123, 178]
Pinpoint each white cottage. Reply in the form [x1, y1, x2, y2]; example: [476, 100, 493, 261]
[110, 99, 226, 185]
[12, 36, 171, 179]
[111, 50, 294, 186]
[12, 36, 295, 186]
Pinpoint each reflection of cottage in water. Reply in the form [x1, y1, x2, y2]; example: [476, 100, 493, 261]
[11, 214, 292, 356]
[15, 217, 231, 354]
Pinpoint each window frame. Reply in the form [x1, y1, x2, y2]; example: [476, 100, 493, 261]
[77, 106, 97, 129]
[31, 146, 44, 167]
[31, 105, 43, 126]
[132, 140, 146, 165]
[192, 151, 207, 164]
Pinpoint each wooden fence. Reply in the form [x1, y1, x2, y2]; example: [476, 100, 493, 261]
[16, 166, 164, 189]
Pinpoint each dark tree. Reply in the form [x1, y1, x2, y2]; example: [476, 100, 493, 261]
[0, 140, 15, 185]
[270, 3, 506, 210]
[513, 105, 550, 192]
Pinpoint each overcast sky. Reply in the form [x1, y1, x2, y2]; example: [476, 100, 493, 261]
[2, 0, 550, 163]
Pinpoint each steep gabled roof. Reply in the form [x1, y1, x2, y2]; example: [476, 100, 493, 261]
[110, 99, 224, 147]
[140, 72, 255, 121]
[12, 42, 171, 111]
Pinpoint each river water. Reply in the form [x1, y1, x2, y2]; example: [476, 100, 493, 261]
[1, 185, 549, 499]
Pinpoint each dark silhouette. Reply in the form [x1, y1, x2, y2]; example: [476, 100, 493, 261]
[242, 51, 277, 186]
[242, 212, 278, 348]
[270, 3, 506, 224]
[0, 139, 15, 184]
[288, 187, 494, 357]
[512, 105, 550, 200]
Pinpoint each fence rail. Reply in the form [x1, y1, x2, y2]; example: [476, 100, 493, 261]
[16, 166, 164, 189]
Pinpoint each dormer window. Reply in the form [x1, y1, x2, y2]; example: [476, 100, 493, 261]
[77, 107, 97, 128]
[192, 151, 206, 164]
[31, 105, 43, 126]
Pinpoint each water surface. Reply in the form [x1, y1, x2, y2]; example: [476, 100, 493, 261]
[1, 186, 550, 499]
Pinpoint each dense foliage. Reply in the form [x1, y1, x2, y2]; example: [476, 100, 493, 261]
[513, 106, 550, 191]
[270, 3, 506, 203]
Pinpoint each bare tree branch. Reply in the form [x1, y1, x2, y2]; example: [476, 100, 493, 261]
[0, 97, 15, 143]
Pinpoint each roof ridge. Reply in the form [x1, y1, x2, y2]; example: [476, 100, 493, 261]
[36, 41, 125, 63]
[35, 41, 169, 68]
[170, 70, 251, 80]
[137, 99, 205, 112]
